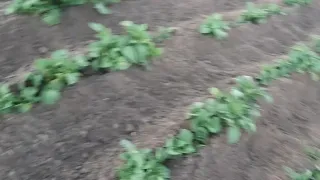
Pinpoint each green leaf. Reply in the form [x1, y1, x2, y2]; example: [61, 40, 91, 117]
[120, 21, 134, 27]
[42, 9, 61, 25]
[28, 73, 43, 87]
[21, 87, 37, 100]
[94, 3, 111, 14]
[51, 49, 69, 60]
[227, 126, 241, 144]
[135, 44, 149, 62]
[74, 55, 89, 67]
[99, 57, 112, 68]
[214, 29, 228, 39]
[208, 118, 222, 133]
[88, 22, 105, 32]
[120, 139, 136, 151]
[40, 89, 61, 105]
[115, 57, 131, 70]
[231, 88, 244, 98]
[122, 46, 138, 63]
[5, 4, 17, 15]
[155, 147, 168, 162]
[34, 59, 50, 71]
[178, 129, 193, 143]
[0, 84, 10, 95]
[209, 87, 220, 96]
[46, 79, 64, 90]
[65, 73, 80, 85]
[199, 25, 211, 34]
[17, 103, 33, 113]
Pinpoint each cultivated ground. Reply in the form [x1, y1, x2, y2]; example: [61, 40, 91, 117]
[0, 0, 320, 180]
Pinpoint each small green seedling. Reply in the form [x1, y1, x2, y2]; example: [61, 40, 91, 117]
[239, 2, 269, 24]
[153, 26, 177, 43]
[283, 0, 312, 6]
[117, 140, 170, 180]
[288, 44, 320, 80]
[164, 129, 196, 156]
[239, 2, 284, 24]
[199, 13, 230, 39]
[263, 3, 286, 16]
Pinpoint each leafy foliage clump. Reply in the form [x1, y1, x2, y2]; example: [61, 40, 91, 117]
[283, 0, 312, 6]
[11, 50, 87, 112]
[188, 76, 272, 144]
[21, 50, 87, 105]
[256, 44, 320, 85]
[239, 2, 284, 24]
[152, 26, 177, 43]
[117, 140, 170, 180]
[164, 129, 196, 156]
[6, 0, 119, 25]
[88, 21, 162, 71]
[199, 13, 230, 39]
[6, 0, 86, 25]
[285, 146, 320, 180]
[1, 50, 88, 114]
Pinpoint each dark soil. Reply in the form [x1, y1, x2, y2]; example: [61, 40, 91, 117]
[0, 0, 320, 180]
[169, 75, 320, 180]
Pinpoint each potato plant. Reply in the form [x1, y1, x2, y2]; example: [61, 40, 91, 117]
[285, 146, 320, 180]
[256, 44, 320, 85]
[239, 2, 284, 24]
[117, 140, 170, 180]
[6, 0, 119, 25]
[188, 76, 272, 144]
[199, 13, 230, 39]
[152, 26, 177, 43]
[24, 50, 87, 105]
[164, 129, 196, 156]
[88, 21, 162, 71]
[283, 0, 312, 6]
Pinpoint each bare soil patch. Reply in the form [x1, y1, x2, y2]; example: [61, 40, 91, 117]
[0, 0, 320, 180]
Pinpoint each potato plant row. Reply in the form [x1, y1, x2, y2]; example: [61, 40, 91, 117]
[116, 39, 320, 180]
[6, 0, 120, 25]
[0, 21, 166, 113]
[200, 0, 312, 39]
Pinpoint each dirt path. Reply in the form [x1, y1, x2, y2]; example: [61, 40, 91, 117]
[0, 0, 320, 180]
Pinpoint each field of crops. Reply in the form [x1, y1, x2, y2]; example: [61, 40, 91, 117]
[0, 0, 320, 179]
